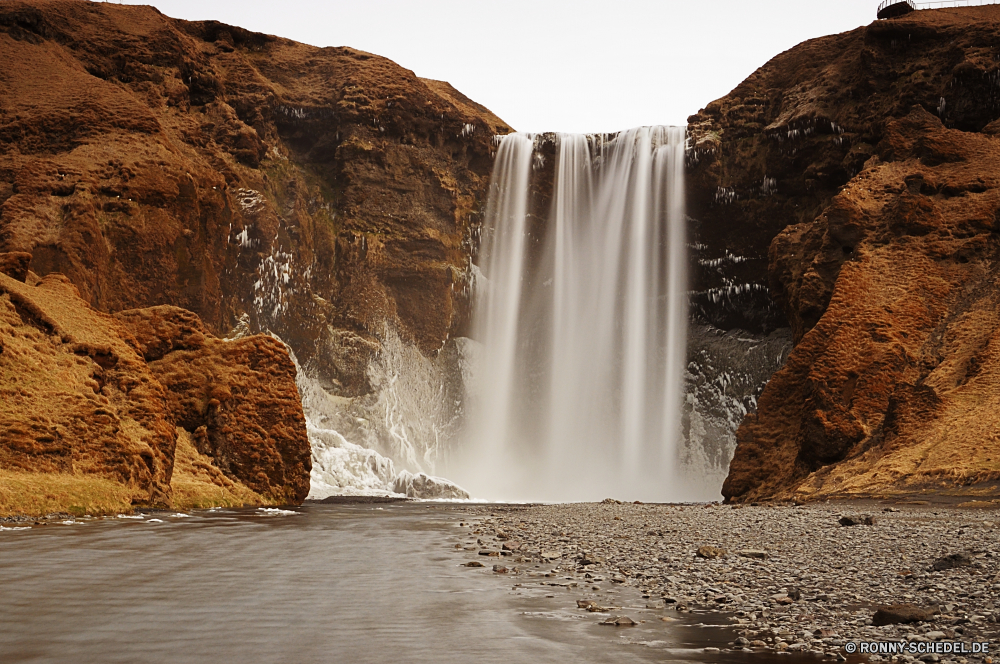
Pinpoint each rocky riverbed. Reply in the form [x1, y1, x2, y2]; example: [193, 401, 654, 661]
[457, 501, 1000, 663]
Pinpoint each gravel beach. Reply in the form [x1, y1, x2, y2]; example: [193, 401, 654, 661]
[459, 501, 1000, 663]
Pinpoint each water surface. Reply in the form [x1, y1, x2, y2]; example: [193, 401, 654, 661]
[0, 503, 808, 663]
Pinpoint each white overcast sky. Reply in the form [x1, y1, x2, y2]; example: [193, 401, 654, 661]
[141, 0, 881, 134]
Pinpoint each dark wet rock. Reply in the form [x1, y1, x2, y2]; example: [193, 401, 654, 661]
[839, 514, 875, 526]
[600, 616, 636, 626]
[872, 604, 937, 626]
[931, 552, 973, 571]
[492, 565, 508, 574]
[839, 515, 877, 526]
[462, 561, 484, 568]
[313, 495, 408, 504]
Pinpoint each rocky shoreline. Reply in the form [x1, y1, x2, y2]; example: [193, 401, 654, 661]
[459, 501, 1000, 663]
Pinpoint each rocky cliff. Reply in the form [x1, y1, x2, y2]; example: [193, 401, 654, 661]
[0, 0, 510, 401]
[686, 7, 1000, 501]
[0, 255, 309, 515]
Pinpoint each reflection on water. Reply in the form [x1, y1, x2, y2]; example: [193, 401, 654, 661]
[0, 504, 810, 663]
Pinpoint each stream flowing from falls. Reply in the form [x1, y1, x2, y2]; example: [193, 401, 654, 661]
[450, 128, 689, 502]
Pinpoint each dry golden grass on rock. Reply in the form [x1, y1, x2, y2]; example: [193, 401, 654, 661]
[0, 469, 134, 517]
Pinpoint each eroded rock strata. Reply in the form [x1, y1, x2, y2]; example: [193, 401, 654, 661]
[687, 7, 1000, 501]
[0, 257, 309, 515]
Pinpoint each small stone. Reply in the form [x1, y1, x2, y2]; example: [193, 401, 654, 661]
[492, 565, 508, 573]
[600, 616, 636, 626]
[839, 515, 877, 526]
[463, 561, 485, 567]
[931, 552, 972, 571]
[579, 552, 606, 565]
[738, 549, 768, 560]
[540, 550, 562, 560]
[696, 545, 727, 559]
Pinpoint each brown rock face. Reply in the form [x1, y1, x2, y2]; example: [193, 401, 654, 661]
[116, 306, 311, 503]
[0, 252, 31, 282]
[698, 8, 1000, 501]
[687, 6, 1000, 335]
[0, 0, 510, 398]
[0, 274, 310, 515]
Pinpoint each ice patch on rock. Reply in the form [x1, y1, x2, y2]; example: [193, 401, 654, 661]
[392, 470, 470, 500]
[306, 423, 401, 499]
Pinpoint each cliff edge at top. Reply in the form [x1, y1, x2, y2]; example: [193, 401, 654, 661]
[687, 7, 1000, 501]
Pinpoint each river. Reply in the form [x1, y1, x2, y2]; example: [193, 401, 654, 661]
[0, 503, 810, 663]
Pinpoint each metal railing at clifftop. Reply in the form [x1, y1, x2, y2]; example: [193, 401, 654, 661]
[878, 0, 999, 18]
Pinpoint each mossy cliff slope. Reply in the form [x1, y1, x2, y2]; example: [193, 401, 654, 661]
[0, 256, 309, 516]
[686, 7, 1000, 501]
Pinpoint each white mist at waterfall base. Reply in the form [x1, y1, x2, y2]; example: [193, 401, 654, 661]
[450, 128, 695, 503]
[288, 335, 470, 500]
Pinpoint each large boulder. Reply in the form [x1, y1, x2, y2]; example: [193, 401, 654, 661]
[115, 306, 312, 504]
[0, 274, 311, 516]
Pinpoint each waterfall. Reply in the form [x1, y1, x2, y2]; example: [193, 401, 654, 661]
[451, 127, 689, 502]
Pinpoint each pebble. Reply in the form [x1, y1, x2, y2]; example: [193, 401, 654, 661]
[458, 502, 1000, 661]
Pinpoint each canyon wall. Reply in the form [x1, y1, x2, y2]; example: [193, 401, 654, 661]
[687, 7, 1000, 501]
[0, 0, 509, 398]
[0, 0, 511, 508]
